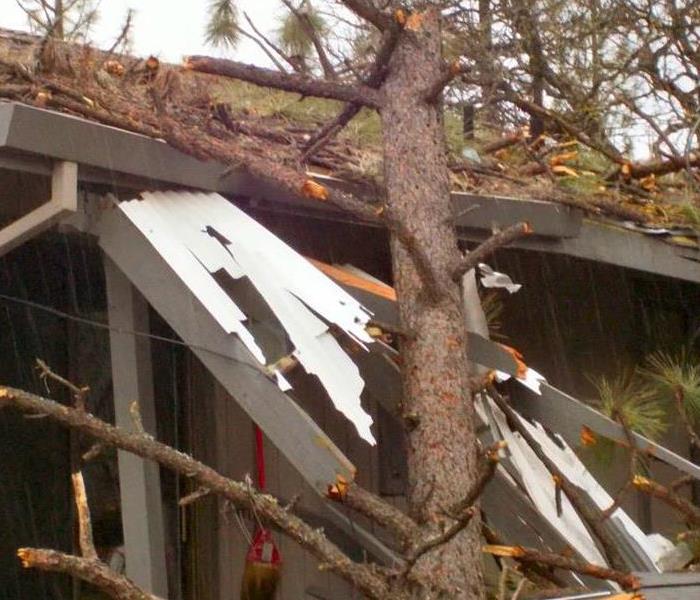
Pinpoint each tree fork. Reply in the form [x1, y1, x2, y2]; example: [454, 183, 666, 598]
[379, 9, 485, 598]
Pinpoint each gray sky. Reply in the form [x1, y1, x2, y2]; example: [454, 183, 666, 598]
[3, 1, 278, 66]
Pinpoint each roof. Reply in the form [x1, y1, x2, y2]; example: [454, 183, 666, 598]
[0, 27, 698, 283]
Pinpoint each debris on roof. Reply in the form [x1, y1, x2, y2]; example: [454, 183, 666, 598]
[0, 26, 699, 247]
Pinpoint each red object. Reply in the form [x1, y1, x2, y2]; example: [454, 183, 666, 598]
[246, 528, 281, 565]
[241, 529, 282, 600]
[240, 427, 282, 600]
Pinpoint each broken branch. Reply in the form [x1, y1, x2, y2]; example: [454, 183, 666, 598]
[301, 25, 399, 161]
[633, 475, 700, 526]
[184, 56, 382, 108]
[17, 549, 160, 600]
[0, 386, 390, 599]
[339, 0, 392, 30]
[423, 61, 471, 104]
[340, 482, 420, 545]
[449, 440, 504, 515]
[483, 545, 640, 590]
[280, 0, 337, 80]
[452, 223, 532, 282]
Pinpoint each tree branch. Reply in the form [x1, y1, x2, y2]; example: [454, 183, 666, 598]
[0, 386, 390, 599]
[17, 549, 160, 600]
[452, 223, 532, 282]
[338, 0, 392, 30]
[340, 483, 420, 545]
[184, 56, 382, 108]
[301, 24, 400, 161]
[407, 507, 478, 568]
[242, 11, 298, 73]
[404, 442, 504, 569]
[280, 0, 337, 80]
[423, 61, 471, 104]
[483, 546, 639, 590]
[449, 440, 504, 515]
[633, 475, 700, 526]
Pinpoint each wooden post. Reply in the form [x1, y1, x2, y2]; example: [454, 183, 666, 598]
[104, 256, 168, 596]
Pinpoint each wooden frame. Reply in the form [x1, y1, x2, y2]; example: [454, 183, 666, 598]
[0, 160, 77, 258]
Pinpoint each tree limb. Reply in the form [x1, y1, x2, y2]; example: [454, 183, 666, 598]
[280, 0, 337, 80]
[449, 440, 504, 515]
[483, 546, 640, 590]
[184, 56, 382, 108]
[340, 482, 420, 545]
[17, 549, 160, 600]
[0, 386, 390, 599]
[338, 0, 392, 30]
[301, 24, 400, 161]
[423, 61, 471, 104]
[242, 11, 298, 73]
[452, 223, 532, 282]
[407, 507, 478, 568]
[633, 475, 700, 526]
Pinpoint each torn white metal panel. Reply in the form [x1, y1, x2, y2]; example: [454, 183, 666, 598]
[478, 263, 522, 294]
[143, 191, 245, 278]
[520, 419, 666, 571]
[188, 191, 373, 345]
[118, 198, 265, 363]
[223, 237, 374, 443]
[480, 394, 609, 567]
[119, 191, 375, 444]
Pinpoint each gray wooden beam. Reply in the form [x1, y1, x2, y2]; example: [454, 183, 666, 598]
[0, 160, 77, 257]
[104, 257, 168, 596]
[452, 191, 582, 238]
[94, 204, 355, 493]
[459, 219, 700, 284]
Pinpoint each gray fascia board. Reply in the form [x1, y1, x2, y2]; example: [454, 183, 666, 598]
[451, 191, 582, 238]
[2, 102, 698, 282]
[0, 102, 13, 146]
[459, 219, 700, 283]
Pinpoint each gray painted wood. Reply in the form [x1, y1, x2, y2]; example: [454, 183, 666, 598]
[104, 257, 168, 596]
[452, 191, 582, 238]
[459, 219, 700, 283]
[95, 204, 355, 493]
[0, 160, 77, 258]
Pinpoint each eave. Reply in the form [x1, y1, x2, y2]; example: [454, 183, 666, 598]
[1, 101, 698, 283]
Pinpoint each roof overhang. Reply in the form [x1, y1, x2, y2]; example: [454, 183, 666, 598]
[1, 101, 698, 282]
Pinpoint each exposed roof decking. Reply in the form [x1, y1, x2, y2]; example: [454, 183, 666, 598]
[0, 101, 698, 283]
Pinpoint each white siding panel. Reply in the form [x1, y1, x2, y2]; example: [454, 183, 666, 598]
[118, 199, 265, 363]
[119, 191, 375, 443]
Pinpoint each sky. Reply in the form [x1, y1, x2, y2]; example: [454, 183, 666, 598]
[3, 0, 279, 66]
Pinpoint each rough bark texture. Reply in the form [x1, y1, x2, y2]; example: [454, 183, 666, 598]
[380, 9, 485, 599]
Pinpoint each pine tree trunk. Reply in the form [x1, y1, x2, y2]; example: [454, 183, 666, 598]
[380, 9, 485, 599]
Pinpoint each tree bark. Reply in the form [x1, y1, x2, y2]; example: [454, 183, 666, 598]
[380, 9, 485, 598]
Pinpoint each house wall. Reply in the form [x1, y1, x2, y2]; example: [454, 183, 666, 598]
[182, 355, 383, 600]
[1, 186, 698, 599]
